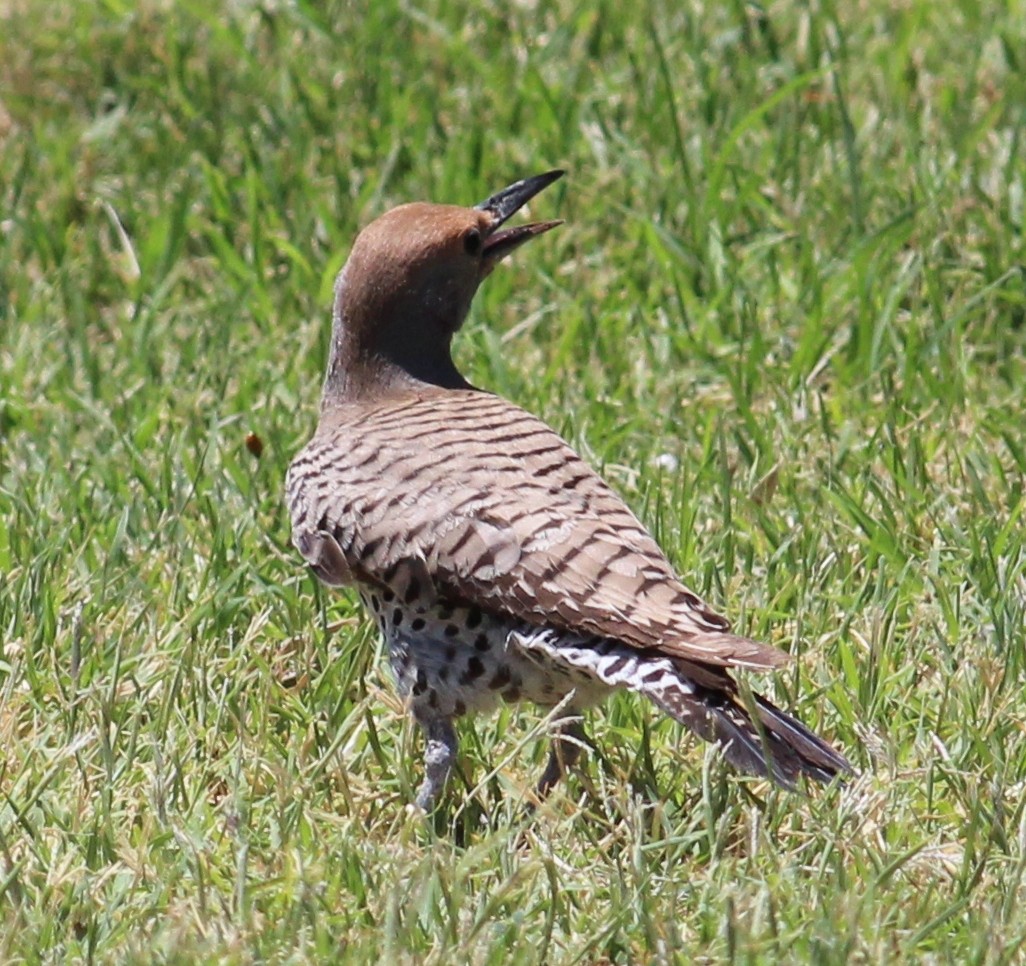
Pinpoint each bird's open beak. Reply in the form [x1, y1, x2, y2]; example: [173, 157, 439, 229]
[475, 170, 564, 262]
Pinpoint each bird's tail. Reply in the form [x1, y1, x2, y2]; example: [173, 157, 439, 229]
[511, 629, 852, 788]
[645, 669, 852, 788]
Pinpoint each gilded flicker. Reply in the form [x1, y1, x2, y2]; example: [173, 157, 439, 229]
[286, 171, 851, 810]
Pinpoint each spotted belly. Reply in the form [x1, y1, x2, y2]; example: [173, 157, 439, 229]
[358, 587, 612, 719]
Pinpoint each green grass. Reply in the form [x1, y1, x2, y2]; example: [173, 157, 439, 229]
[2, 0, 1025, 961]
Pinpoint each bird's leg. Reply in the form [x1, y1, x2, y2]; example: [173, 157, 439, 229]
[537, 717, 587, 797]
[414, 716, 458, 811]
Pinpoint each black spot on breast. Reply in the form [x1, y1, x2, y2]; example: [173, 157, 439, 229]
[437, 606, 453, 620]
[465, 607, 483, 629]
[460, 656, 485, 685]
[369, 595, 381, 613]
[412, 669, 428, 696]
[404, 578, 421, 604]
[411, 618, 426, 632]
[503, 686, 521, 703]
[454, 699, 467, 716]
[392, 608, 404, 627]
[444, 624, 460, 637]
[474, 634, 490, 652]
[488, 666, 512, 690]
[382, 589, 395, 603]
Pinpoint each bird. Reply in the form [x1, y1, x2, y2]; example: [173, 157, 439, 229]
[286, 170, 852, 811]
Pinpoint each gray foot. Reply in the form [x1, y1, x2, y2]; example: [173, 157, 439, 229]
[537, 717, 587, 797]
[414, 717, 458, 811]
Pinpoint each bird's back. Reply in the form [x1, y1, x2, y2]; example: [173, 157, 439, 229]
[286, 385, 786, 672]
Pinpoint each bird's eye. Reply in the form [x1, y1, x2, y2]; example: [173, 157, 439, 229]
[463, 229, 483, 256]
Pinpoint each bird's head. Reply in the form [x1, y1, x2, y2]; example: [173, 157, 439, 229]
[324, 170, 563, 400]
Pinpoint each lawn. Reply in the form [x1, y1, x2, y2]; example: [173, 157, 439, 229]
[1, 0, 1025, 962]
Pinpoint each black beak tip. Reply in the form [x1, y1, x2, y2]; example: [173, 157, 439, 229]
[475, 169, 566, 226]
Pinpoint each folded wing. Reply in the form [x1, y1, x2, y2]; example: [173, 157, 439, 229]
[287, 388, 788, 672]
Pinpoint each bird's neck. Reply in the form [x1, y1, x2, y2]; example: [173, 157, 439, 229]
[321, 277, 471, 407]
[322, 334, 468, 403]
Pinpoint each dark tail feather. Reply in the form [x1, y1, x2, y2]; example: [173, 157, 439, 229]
[512, 629, 852, 788]
[646, 679, 852, 789]
[752, 693, 853, 785]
